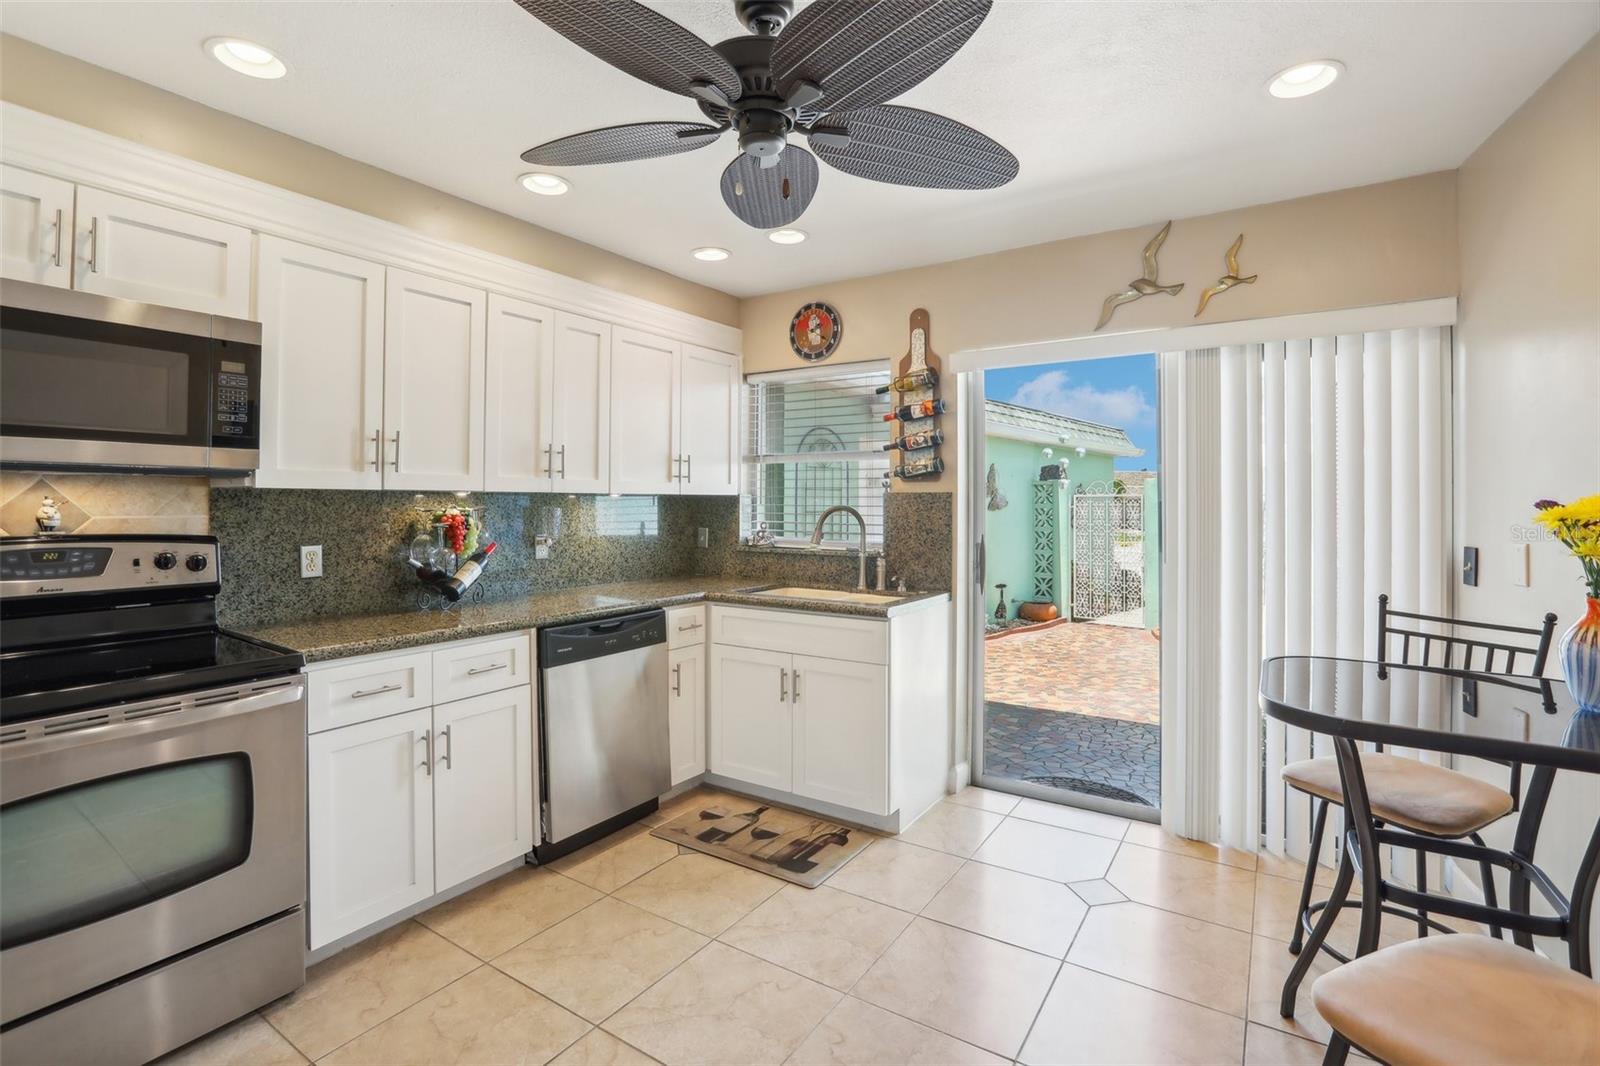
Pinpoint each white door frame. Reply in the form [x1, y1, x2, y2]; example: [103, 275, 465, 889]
[951, 298, 1458, 825]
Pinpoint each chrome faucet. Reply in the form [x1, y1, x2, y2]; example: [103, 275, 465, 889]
[809, 505, 869, 590]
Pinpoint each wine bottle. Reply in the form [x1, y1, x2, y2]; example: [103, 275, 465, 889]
[883, 398, 945, 422]
[874, 368, 939, 394]
[406, 557, 449, 585]
[893, 455, 945, 479]
[439, 542, 497, 601]
[884, 428, 944, 451]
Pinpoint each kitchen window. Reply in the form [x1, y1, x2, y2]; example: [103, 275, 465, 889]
[743, 363, 891, 547]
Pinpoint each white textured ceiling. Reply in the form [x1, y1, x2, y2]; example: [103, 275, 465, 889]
[4, 1, 1594, 299]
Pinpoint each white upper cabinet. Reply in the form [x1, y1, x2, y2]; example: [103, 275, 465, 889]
[0, 166, 73, 288]
[484, 293, 556, 492]
[256, 237, 386, 489]
[383, 269, 486, 491]
[680, 344, 741, 495]
[72, 187, 251, 317]
[610, 327, 681, 496]
[548, 311, 611, 494]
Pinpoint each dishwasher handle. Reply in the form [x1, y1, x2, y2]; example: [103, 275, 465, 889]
[540, 609, 667, 668]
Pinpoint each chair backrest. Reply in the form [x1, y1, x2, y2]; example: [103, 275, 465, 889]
[1377, 594, 1558, 676]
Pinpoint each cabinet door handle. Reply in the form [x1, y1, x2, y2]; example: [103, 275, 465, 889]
[466, 662, 507, 676]
[558, 444, 567, 480]
[792, 670, 801, 701]
[544, 443, 554, 478]
[672, 455, 681, 481]
[369, 431, 381, 471]
[419, 728, 432, 776]
[390, 431, 401, 471]
[351, 682, 402, 699]
[439, 724, 453, 770]
[87, 216, 100, 273]
[685, 454, 692, 484]
[779, 667, 788, 703]
[51, 208, 63, 267]
[672, 662, 682, 696]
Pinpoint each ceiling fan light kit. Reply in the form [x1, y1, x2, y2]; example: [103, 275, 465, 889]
[516, 0, 1018, 229]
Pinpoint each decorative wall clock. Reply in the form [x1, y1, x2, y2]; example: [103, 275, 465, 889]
[790, 301, 842, 361]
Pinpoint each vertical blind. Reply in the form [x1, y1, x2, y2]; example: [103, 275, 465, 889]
[1162, 327, 1453, 858]
[743, 363, 891, 545]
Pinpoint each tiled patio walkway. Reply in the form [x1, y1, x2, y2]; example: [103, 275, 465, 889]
[983, 621, 1161, 808]
[985, 621, 1159, 724]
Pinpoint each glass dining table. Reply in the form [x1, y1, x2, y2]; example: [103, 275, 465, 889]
[1258, 655, 1600, 1015]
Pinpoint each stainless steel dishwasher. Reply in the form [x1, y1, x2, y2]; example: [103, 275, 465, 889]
[535, 609, 669, 861]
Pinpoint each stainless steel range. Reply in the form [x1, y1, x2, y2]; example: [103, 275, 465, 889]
[0, 534, 307, 1065]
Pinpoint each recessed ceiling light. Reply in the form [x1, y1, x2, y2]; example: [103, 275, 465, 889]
[1267, 60, 1344, 99]
[768, 228, 807, 245]
[519, 172, 570, 196]
[205, 37, 286, 79]
[692, 246, 730, 262]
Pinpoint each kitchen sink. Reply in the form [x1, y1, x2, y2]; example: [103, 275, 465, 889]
[747, 586, 905, 605]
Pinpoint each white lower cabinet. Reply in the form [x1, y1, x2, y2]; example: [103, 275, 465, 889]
[306, 634, 535, 950]
[668, 643, 706, 785]
[790, 654, 888, 814]
[708, 644, 793, 792]
[308, 707, 435, 949]
[432, 687, 535, 893]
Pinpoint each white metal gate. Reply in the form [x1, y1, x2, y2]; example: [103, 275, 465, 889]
[1071, 488, 1144, 620]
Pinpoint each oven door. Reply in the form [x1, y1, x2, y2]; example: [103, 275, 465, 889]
[0, 677, 306, 1026]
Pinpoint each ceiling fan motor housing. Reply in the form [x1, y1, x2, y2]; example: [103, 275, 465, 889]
[737, 108, 790, 159]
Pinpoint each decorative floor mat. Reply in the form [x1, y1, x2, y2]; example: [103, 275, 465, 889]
[651, 797, 871, 888]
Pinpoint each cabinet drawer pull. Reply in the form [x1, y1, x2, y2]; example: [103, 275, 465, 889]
[420, 728, 432, 776]
[351, 682, 403, 699]
[672, 662, 682, 696]
[677, 620, 702, 632]
[51, 208, 63, 267]
[779, 667, 788, 703]
[440, 724, 453, 770]
[465, 662, 508, 676]
[87, 216, 100, 273]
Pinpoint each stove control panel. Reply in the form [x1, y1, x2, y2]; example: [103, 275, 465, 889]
[0, 538, 220, 597]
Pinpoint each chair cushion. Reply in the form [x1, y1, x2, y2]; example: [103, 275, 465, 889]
[1313, 935, 1600, 1066]
[1281, 753, 1513, 836]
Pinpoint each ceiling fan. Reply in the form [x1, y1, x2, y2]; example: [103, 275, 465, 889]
[515, 0, 1019, 229]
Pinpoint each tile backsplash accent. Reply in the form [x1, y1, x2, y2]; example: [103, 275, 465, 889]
[0, 473, 209, 536]
[210, 489, 709, 628]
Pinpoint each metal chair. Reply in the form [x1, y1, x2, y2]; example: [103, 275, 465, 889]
[1278, 597, 1557, 990]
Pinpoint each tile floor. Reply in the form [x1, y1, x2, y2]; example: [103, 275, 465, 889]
[164, 785, 1418, 1066]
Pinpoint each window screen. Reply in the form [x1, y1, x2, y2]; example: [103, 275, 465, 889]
[743, 363, 891, 546]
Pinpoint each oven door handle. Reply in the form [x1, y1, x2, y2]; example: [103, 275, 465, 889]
[0, 681, 306, 760]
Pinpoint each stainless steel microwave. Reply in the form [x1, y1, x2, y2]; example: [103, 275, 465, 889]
[0, 280, 262, 474]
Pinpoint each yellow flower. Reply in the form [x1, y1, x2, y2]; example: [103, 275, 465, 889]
[1536, 494, 1600, 531]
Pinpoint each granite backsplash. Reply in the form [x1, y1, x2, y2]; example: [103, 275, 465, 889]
[212, 488, 952, 630]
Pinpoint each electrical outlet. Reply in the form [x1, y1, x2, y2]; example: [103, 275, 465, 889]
[300, 545, 323, 579]
[697, 526, 709, 548]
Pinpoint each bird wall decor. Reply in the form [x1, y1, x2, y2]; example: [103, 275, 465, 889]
[1095, 220, 1184, 331]
[1194, 234, 1257, 317]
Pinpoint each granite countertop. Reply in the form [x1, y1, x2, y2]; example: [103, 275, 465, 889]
[240, 577, 950, 663]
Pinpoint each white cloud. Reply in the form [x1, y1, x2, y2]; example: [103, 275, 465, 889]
[1008, 369, 1154, 428]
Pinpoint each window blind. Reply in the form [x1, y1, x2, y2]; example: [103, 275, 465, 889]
[743, 363, 891, 546]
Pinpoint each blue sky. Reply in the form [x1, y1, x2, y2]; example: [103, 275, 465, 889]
[986, 354, 1159, 470]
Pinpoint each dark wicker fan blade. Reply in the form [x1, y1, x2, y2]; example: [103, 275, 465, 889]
[720, 147, 819, 228]
[522, 122, 726, 166]
[514, 0, 741, 100]
[772, 0, 991, 112]
[809, 105, 1017, 189]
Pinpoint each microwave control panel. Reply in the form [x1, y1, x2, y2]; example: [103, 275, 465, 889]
[212, 358, 255, 441]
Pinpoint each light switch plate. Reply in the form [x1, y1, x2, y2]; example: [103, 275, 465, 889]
[697, 527, 709, 548]
[300, 545, 323, 579]
[1512, 543, 1531, 586]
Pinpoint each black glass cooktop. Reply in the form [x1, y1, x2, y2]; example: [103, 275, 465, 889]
[0, 628, 303, 724]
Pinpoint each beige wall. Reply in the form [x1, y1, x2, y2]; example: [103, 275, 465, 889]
[0, 34, 739, 327]
[1454, 35, 1599, 925]
[740, 171, 1459, 490]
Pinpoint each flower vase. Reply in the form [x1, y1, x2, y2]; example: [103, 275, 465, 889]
[1559, 596, 1600, 716]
